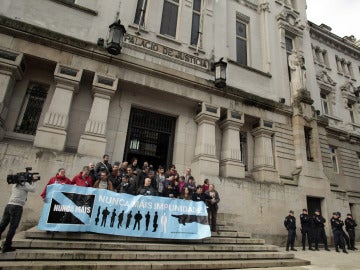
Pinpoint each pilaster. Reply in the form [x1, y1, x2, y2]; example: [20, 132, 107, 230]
[0, 49, 25, 140]
[78, 73, 118, 157]
[251, 120, 278, 183]
[34, 64, 82, 151]
[191, 103, 220, 179]
[219, 110, 245, 178]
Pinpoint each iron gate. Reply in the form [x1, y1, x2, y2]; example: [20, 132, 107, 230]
[124, 108, 176, 170]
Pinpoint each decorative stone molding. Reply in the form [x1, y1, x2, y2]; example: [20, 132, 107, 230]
[316, 70, 336, 87]
[78, 73, 118, 157]
[191, 103, 220, 178]
[251, 119, 279, 183]
[219, 110, 245, 178]
[277, 9, 305, 37]
[258, 1, 270, 13]
[0, 49, 25, 140]
[0, 48, 25, 80]
[34, 63, 83, 151]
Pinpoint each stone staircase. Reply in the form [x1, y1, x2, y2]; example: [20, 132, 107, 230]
[0, 225, 310, 269]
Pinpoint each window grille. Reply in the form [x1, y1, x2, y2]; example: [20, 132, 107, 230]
[304, 127, 313, 161]
[15, 83, 48, 135]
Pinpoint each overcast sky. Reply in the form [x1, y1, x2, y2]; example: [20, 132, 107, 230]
[306, 0, 360, 39]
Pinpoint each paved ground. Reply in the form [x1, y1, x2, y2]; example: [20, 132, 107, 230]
[241, 244, 360, 270]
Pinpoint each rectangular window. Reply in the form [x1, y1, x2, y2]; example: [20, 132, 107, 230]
[134, 0, 147, 26]
[236, 19, 248, 65]
[348, 103, 355, 123]
[240, 132, 247, 171]
[190, 0, 201, 46]
[15, 82, 48, 135]
[160, 0, 179, 38]
[304, 127, 313, 161]
[329, 146, 339, 173]
[357, 153, 360, 169]
[320, 93, 329, 114]
[285, 36, 293, 81]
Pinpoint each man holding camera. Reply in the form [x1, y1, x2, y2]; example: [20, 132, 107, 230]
[0, 178, 37, 253]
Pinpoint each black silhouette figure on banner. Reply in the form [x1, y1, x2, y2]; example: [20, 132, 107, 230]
[171, 214, 208, 226]
[101, 207, 110, 227]
[95, 206, 101, 226]
[126, 211, 133, 229]
[145, 211, 151, 231]
[133, 211, 143, 231]
[118, 210, 124, 228]
[152, 211, 159, 232]
[110, 209, 117, 228]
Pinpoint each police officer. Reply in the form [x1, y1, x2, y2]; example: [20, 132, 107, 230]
[300, 208, 313, 250]
[313, 209, 330, 251]
[331, 212, 348, 253]
[284, 210, 297, 251]
[345, 213, 357, 250]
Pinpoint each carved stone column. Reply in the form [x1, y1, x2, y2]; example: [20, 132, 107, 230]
[191, 103, 220, 179]
[251, 120, 278, 183]
[219, 110, 245, 178]
[78, 73, 118, 157]
[0, 49, 24, 140]
[259, 1, 271, 73]
[34, 64, 82, 151]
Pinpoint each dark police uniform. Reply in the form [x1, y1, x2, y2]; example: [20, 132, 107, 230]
[313, 211, 330, 251]
[300, 210, 313, 250]
[284, 211, 297, 251]
[345, 214, 357, 250]
[331, 213, 347, 253]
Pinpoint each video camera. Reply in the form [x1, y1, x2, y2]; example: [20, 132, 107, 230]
[7, 167, 40, 185]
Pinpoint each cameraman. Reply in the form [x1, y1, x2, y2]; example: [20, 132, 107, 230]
[0, 179, 37, 253]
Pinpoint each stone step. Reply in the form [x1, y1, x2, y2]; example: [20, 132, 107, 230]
[0, 249, 295, 261]
[12, 239, 280, 252]
[25, 229, 262, 244]
[0, 258, 310, 270]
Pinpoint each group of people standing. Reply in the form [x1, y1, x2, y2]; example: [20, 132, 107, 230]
[40, 154, 221, 232]
[284, 209, 357, 253]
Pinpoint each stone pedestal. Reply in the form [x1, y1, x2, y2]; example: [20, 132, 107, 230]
[34, 64, 82, 151]
[78, 73, 118, 157]
[0, 49, 24, 140]
[219, 110, 245, 178]
[251, 120, 278, 183]
[192, 103, 220, 179]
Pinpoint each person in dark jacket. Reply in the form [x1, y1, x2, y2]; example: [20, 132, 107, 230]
[345, 213, 357, 250]
[192, 185, 211, 202]
[89, 163, 98, 186]
[95, 154, 112, 177]
[138, 178, 156, 196]
[331, 212, 348, 253]
[313, 209, 330, 251]
[300, 209, 314, 250]
[117, 175, 135, 195]
[284, 210, 297, 251]
[205, 184, 220, 232]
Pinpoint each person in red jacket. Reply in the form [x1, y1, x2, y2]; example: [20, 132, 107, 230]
[71, 166, 92, 187]
[41, 168, 71, 200]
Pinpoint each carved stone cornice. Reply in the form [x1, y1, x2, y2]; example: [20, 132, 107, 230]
[309, 21, 360, 60]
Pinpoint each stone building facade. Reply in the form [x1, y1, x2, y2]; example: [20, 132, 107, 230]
[0, 0, 359, 244]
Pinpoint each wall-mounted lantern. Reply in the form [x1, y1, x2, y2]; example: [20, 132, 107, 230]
[106, 20, 127, 55]
[213, 58, 227, 88]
